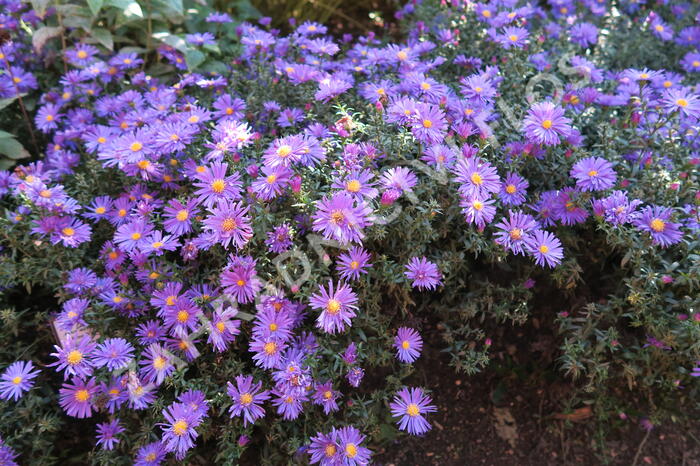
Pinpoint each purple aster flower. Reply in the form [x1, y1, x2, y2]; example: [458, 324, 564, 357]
[201, 200, 253, 249]
[308, 429, 340, 465]
[93, 338, 134, 371]
[312, 381, 340, 414]
[0, 437, 18, 466]
[552, 188, 590, 225]
[460, 195, 497, 230]
[569, 22, 598, 47]
[421, 144, 456, 168]
[312, 191, 374, 245]
[252, 307, 294, 342]
[220, 255, 262, 304]
[494, 210, 538, 255]
[160, 402, 199, 460]
[394, 327, 423, 363]
[163, 298, 202, 337]
[570, 157, 616, 191]
[404, 257, 442, 290]
[309, 281, 359, 334]
[265, 223, 294, 253]
[50, 334, 96, 380]
[271, 389, 307, 420]
[114, 220, 153, 252]
[381, 167, 418, 195]
[134, 441, 167, 465]
[522, 102, 572, 146]
[250, 336, 287, 369]
[593, 190, 643, 225]
[336, 246, 372, 281]
[64, 268, 97, 294]
[633, 206, 684, 247]
[263, 135, 306, 168]
[96, 419, 124, 451]
[411, 102, 447, 144]
[662, 88, 700, 120]
[0, 361, 40, 401]
[452, 156, 501, 199]
[55, 298, 89, 331]
[346, 366, 365, 387]
[315, 77, 352, 102]
[207, 306, 240, 352]
[525, 230, 564, 268]
[35, 103, 63, 132]
[251, 164, 293, 201]
[59, 377, 98, 418]
[227, 375, 270, 426]
[498, 27, 529, 49]
[337, 426, 371, 465]
[389, 387, 437, 435]
[192, 162, 242, 208]
[139, 344, 175, 386]
[50, 217, 92, 248]
[500, 172, 529, 205]
[331, 169, 379, 200]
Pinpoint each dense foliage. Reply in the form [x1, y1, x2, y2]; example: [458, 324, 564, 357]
[0, 0, 699, 464]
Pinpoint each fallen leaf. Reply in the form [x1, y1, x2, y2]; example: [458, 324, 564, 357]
[493, 407, 518, 448]
[553, 406, 592, 422]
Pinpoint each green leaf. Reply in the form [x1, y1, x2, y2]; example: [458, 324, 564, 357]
[32, 26, 64, 53]
[91, 28, 113, 50]
[184, 49, 205, 70]
[0, 94, 25, 111]
[0, 134, 31, 160]
[106, 0, 143, 18]
[86, 0, 104, 16]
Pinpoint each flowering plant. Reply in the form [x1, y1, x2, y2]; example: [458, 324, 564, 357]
[0, 0, 699, 463]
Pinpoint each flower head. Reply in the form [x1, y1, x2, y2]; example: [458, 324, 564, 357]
[390, 387, 437, 435]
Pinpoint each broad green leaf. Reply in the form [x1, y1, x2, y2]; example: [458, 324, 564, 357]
[32, 26, 63, 53]
[86, 0, 104, 16]
[107, 0, 143, 18]
[0, 135, 31, 160]
[91, 28, 114, 50]
[0, 94, 24, 111]
[184, 49, 205, 70]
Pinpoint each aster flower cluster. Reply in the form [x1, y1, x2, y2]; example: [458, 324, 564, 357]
[0, 0, 698, 462]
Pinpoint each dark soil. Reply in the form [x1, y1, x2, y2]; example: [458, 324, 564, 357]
[374, 324, 700, 466]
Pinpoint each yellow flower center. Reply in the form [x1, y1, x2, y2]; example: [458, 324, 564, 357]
[236, 279, 245, 286]
[211, 179, 226, 193]
[655, 25, 664, 32]
[587, 170, 598, 177]
[153, 356, 166, 370]
[149, 271, 160, 279]
[346, 180, 361, 193]
[473, 200, 484, 211]
[276, 145, 292, 157]
[505, 184, 517, 194]
[509, 35, 518, 42]
[350, 261, 359, 269]
[539, 245, 549, 254]
[345, 443, 358, 458]
[130, 142, 143, 152]
[401, 340, 410, 349]
[471, 172, 483, 185]
[95, 206, 106, 214]
[173, 420, 188, 436]
[46, 114, 54, 122]
[266, 174, 277, 184]
[377, 87, 386, 95]
[422, 119, 433, 128]
[240, 393, 253, 405]
[330, 211, 345, 224]
[216, 321, 226, 332]
[510, 228, 523, 240]
[325, 444, 337, 457]
[326, 299, 341, 314]
[324, 390, 333, 399]
[541, 119, 553, 129]
[650, 218, 665, 232]
[12, 376, 22, 384]
[77, 50, 88, 59]
[67, 350, 83, 365]
[663, 81, 672, 88]
[137, 160, 150, 170]
[406, 403, 420, 416]
[482, 9, 491, 17]
[264, 342, 277, 355]
[269, 323, 278, 331]
[397, 50, 408, 61]
[218, 217, 238, 233]
[188, 115, 199, 124]
[75, 389, 90, 402]
[420, 82, 431, 90]
[62, 227, 75, 237]
[131, 232, 141, 240]
[177, 310, 189, 322]
[676, 98, 688, 108]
